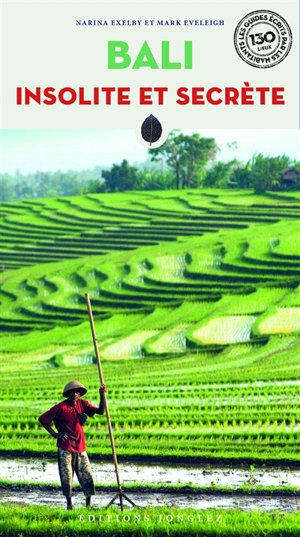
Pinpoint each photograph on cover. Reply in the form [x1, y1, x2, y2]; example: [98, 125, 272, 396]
[1, 0, 299, 533]
[0, 127, 299, 534]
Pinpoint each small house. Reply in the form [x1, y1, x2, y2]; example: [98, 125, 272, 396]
[280, 168, 300, 189]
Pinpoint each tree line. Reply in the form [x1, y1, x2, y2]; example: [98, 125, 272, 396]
[0, 167, 105, 203]
[1, 131, 299, 202]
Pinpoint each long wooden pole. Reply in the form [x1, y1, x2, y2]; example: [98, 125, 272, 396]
[85, 293, 123, 492]
[85, 294, 135, 510]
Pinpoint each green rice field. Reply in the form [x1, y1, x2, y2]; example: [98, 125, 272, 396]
[1, 189, 299, 461]
[2, 505, 300, 537]
[0, 188, 299, 534]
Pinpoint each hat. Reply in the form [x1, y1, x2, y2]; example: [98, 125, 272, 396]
[63, 380, 87, 397]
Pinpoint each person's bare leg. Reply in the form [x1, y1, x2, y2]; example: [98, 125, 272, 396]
[66, 497, 73, 510]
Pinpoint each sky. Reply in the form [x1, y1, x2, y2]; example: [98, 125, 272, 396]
[1, 129, 299, 175]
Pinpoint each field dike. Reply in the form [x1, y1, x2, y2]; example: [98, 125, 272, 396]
[0, 458, 299, 512]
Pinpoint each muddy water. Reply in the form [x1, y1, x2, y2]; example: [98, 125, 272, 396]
[0, 488, 299, 512]
[0, 458, 299, 489]
[0, 458, 299, 512]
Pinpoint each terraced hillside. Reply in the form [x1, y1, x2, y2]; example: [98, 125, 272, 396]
[0, 189, 299, 462]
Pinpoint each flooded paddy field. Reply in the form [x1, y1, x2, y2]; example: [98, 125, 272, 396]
[0, 488, 299, 512]
[0, 457, 299, 512]
[1, 457, 299, 489]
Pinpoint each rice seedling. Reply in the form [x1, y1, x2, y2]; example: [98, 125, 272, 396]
[1, 505, 300, 537]
[192, 315, 257, 344]
[255, 307, 300, 334]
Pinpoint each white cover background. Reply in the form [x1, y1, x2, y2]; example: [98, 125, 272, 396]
[1, 0, 299, 131]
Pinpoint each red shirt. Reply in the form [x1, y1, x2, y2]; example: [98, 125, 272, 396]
[39, 399, 99, 453]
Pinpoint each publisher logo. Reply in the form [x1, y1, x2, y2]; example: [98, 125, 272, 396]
[234, 10, 292, 68]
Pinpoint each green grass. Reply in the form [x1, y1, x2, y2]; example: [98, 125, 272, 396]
[1, 480, 299, 496]
[0, 505, 299, 536]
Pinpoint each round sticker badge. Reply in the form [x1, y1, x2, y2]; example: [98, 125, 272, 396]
[234, 10, 292, 68]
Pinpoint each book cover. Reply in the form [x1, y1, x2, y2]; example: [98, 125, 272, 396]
[0, 0, 299, 535]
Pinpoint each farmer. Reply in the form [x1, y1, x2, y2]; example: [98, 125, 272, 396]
[38, 380, 107, 510]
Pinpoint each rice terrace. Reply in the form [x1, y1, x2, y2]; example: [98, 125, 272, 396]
[0, 188, 299, 536]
